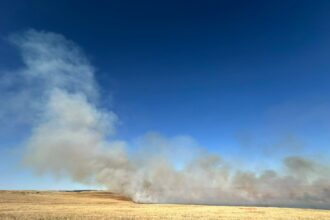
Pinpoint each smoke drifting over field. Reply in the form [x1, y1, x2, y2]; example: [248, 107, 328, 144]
[2, 30, 330, 208]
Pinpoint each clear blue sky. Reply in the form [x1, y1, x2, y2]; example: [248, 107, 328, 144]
[1, 0, 330, 189]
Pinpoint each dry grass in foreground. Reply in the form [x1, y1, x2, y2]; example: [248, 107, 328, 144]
[0, 190, 329, 220]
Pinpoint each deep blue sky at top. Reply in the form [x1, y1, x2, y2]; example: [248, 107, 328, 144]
[1, 0, 330, 163]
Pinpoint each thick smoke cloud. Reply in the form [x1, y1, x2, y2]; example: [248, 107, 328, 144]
[2, 30, 330, 209]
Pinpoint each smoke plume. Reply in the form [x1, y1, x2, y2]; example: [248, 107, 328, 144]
[2, 30, 330, 209]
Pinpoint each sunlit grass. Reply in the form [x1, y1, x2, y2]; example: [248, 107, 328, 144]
[0, 190, 329, 220]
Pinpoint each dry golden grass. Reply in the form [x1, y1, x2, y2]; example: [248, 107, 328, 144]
[0, 190, 329, 220]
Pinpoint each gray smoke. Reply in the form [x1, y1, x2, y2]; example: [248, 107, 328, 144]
[2, 30, 330, 209]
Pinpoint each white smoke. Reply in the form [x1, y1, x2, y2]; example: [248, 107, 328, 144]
[2, 29, 330, 209]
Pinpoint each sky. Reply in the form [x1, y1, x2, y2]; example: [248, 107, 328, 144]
[1, 0, 330, 190]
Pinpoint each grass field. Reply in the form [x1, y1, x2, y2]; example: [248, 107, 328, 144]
[0, 190, 329, 220]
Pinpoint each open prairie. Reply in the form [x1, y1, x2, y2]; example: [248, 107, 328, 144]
[0, 191, 329, 220]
